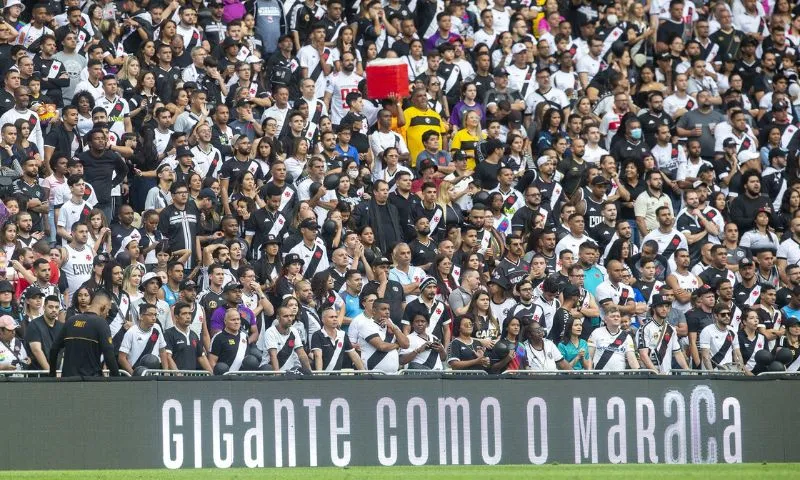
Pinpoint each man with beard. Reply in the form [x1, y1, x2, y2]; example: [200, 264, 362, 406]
[506, 278, 545, 328]
[408, 217, 437, 270]
[451, 225, 484, 271]
[536, 229, 558, 274]
[699, 245, 737, 287]
[219, 135, 261, 215]
[532, 153, 566, 212]
[734, 258, 762, 308]
[638, 92, 673, 149]
[641, 207, 687, 260]
[729, 170, 772, 234]
[12, 158, 48, 234]
[637, 294, 690, 373]
[0, 86, 43, 154]
[209, 282, 258, 344]
[512, 186, 552, 236]
[676, 90, 727, 160]
[665, 248, 701, 315]
[402, 276, 451, 348]
[261, 161, 299, 222]
[352, 180, 403, 254]
[77, 129, 128, 222]
[675, 190, 720, 264]
[602, 221, 639, 264]
[44, 105, 82, 162]
[776, 265, 800, 309]
[245, 184, 288, 260]
[492, 234, 530, 286]
[699, 302, 745, 371]
[158, 183, 200, 269]
[324, 52, 362, 126]
[634, 170, 673, 238]
[589, 202, 618, 246]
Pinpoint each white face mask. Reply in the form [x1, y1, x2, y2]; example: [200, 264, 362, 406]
[347, 170, 359, 179]
[606, 14, 618, 26]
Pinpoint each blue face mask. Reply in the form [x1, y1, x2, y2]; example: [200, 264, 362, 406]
[630, 128, 642, 140]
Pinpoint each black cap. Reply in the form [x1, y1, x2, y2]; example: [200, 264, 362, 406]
[263, 235, 281, 247]
[769, 148, 787, 160]
[772, 101, 788, 112]
[739, 257, 755, 267]
[492, 66, 509, 77]
[341, 112, 365, 125]
[695, 284, 714, 297]
[179, 279, 197, 291]
[452, 150, 467, 162]
[590, 176, 609, 186]
[175, 146, 192, 158]
[488, 275, 509, 289]
[94, 252, 110, 266]
[223, 282, 243, 293]
[723, 138, 737, 149]
[785, 317, 800, 328]
[417, 158, 438, 172]
[235, 99, 254, 108]
[299, 219, 320, 230]
[371, 256, 391, 267]
[697, 163, 714, 174]
[0, 280, 13, 293]
[25, 286, 44, 298]
[67, 158, 86, 167]
[284, 253, 305, 266]
[198, 188, 216, 200]
[650, 294, 670, 306]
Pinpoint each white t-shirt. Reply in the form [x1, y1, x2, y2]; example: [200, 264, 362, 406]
[399, 331, 443, 370]
[777, 237, 800, 267]
[589, 326, 636, 371]
[259, 325, 304, 371]
[325, 71, 363, 125]
[358, 319, 400, 374]
[119, 323, 166, 366]
[524, 339, 563, 371]
[595, 280, 636, 315]
[56, 199, 90, 246]
[698, 323, 738, 369]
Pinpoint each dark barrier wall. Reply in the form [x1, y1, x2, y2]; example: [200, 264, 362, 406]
[1, 375, 799, 470]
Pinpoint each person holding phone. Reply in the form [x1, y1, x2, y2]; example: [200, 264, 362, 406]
[400, 313, 445, 370]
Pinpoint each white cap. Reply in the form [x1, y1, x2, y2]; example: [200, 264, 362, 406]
[511, 43, 527, 55]
[536, 155, 551, 167]
[737, 149, 760, 165]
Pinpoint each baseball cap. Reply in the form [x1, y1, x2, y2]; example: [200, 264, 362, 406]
[769, 148, 787, 160]
[25, 286, 44, 298]
[299, 219, 320, 230]
[0, 315, 16, 330]
[68, 158, 86, 167]
[511, 43, 527, 55]
[452, 150, 467, 162]
[417, 158, 438, 172]
[371, 256, 391, 267]
[694, 285, 714, 298]
[175, 146, 193, 158]
[492, 66, 509, 77]
[263, 235, 281, 246]
[590, 176, 609, 186]
[198, 188, 217, 200]
[650, 294, 670, 306]
[235, 99, 254, 108]
[284, 253, 305, 266]
[488, 276, 510, 290]
[739, 257, 755, 268]
[722, 138, 737, 149]
[222, 37, 240, 48]
[156, 163, 172, 175]
[737, 150, 760, 165]
[179, 279, 198, 291]
[139, 272, 163, 291]
[223, 282, 243, 293]
[785, 317, 800, 328]
[537, 155, 551, 167]
[94, 252, 110, 266]
[0, 281, 13, 293]
[772, 101, 788, 112]
[697, 163, 714, 174]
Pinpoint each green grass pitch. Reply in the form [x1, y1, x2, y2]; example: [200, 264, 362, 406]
[0, 464, 796, 479]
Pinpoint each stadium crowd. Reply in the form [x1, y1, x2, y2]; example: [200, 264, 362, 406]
[0, 0, 797, 378]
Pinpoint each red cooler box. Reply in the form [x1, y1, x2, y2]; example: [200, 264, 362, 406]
[365, 59, 409, 100]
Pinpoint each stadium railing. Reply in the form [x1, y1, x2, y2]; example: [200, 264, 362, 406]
[503, 368, 660, 375]
[0, 369, 131, 377]
[757, 371, 800, 377]
[223, 370, 388, 376]
[139, 369, 212, 377]
[399, 369, 488, 375]
[672, 369, 746, 376]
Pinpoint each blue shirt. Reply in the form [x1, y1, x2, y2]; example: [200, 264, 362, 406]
[583, 265, 605, 297]
[558, 339, 590, 370]
[782, 305, 800, 321]
[335, 144, 359, 165]
[343, 292, 363, 324]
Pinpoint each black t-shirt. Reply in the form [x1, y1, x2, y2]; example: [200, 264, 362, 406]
[362, 279, 405, 327]
[164, 326, 205, 370]
[310, 329, 354, 371]
[547, 307, 573, 342]
[24, 316, 63, 369]
[209, 329, 244, 366]
[408, 238, 438, 267]
[685, 308, 713, 334]
[12, 178, 47, 231]
[198, 289, 225, 326]
[474, 160, 502, 190]
[50, 312, 119, 377]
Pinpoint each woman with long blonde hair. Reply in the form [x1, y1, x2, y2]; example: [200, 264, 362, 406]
[450, 110, 485, 170]
[116, 56, 140, 100]
[122, 264, 145, 304]
[435, 180, 465, 237]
